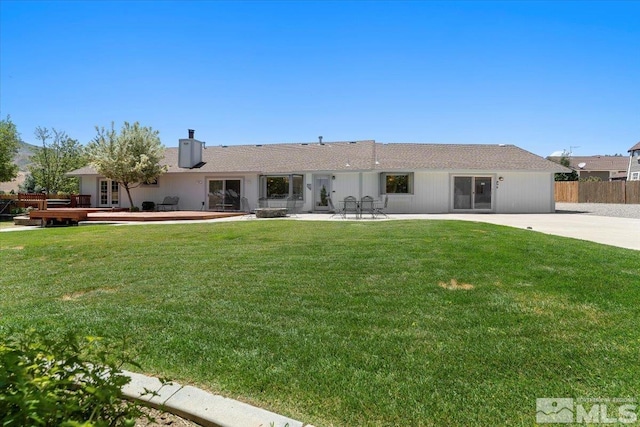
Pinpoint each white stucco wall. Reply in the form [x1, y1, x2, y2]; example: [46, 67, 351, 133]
[493, 172, 555, 213]
[77, 169, 556, 214]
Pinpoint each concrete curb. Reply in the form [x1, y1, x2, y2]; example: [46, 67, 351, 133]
[122, 371, 307, 427]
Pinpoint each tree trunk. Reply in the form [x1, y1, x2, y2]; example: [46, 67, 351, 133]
[123, 184, 135, 210]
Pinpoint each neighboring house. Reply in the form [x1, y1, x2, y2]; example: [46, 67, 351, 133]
[68, 136, 569, 214]
[627, 142, 640, 181]
[548, 155, 629, 181]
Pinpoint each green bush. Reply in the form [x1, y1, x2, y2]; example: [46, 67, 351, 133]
[0, 329, 145, 427]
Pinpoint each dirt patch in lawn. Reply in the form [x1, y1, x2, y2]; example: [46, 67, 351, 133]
[438, 279, 474, 290]
[61, 287, 117, 301]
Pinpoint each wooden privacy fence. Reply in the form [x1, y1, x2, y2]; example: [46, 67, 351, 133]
[555, 181, 640, 204]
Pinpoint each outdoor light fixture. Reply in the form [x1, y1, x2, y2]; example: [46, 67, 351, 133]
[498, 176, 504, 181]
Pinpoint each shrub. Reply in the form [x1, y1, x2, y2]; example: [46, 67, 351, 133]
[0, 329, 146, 427]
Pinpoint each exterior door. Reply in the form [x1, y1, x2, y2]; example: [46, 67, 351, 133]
[313, 175, 331, 212]
[453, 176, 492, 211]
[473, 177, 493, 210]
[98, 179, 119, 207]
[207, 179, 242, 211]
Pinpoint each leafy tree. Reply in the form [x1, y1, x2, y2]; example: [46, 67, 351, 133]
[0, 116, 20, 183]
[29, 127, 86, 194]
[553, 154, 578, 181]
[18, 173, 42, 194]
[87, 122, 167, 209]
[580, 176, 602, 182]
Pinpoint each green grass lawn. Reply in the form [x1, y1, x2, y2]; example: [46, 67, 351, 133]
[1, 220, 639, 426]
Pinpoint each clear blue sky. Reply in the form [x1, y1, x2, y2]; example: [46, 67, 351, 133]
[1, 1, 638, 157]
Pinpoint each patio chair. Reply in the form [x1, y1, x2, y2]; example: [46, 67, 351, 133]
[360, 195, 375, 219]
[157, 196, 179, 211]
[343, 196, 359, 219]
[240, 197, 254, 219]
[327, 197, 343, 218]
[374, 195, 389, 218]
[286, 196, 299, 217]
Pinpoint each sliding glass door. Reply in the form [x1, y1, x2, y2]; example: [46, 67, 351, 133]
[207, 179, 242, 211]
[453, 176, 493, 211]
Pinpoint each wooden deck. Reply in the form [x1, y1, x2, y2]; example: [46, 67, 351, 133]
[26, 208, 244, 226]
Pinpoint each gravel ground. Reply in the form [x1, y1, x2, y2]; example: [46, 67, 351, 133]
[556, 203, 640, 219]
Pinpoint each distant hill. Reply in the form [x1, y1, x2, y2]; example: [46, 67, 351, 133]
[14, 141, 37, 171]
[0, 141, 36, 193]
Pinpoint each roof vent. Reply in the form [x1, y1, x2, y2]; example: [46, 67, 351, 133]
[188, 129, 195, 139]
[318, 136, 323, 144]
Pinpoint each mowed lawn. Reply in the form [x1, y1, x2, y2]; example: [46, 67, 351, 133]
[1, 220, 639, 426]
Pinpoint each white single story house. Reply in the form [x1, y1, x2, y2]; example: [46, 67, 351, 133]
[69, 134, 569, 214]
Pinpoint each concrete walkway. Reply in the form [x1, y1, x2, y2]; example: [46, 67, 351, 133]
[123, 371, 307, 427]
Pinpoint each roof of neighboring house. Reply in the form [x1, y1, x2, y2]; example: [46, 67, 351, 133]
[69, 140, 569, 175]
[548, 155, 629, 173]
[628, 141, 640, 152]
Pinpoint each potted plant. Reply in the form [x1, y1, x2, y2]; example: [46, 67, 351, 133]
[319, 185, 328, 207]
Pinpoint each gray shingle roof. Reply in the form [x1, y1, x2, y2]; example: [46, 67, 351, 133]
[69, 140, 569, 175]
[628, 141, 640, 152]
[548, 155, 629, 172]
[375, 143, 564, 171]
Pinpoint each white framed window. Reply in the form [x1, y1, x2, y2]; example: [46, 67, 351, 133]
[379, 172, 414, 194]
[260, 174, 304, 200]
[631, 172, 640, 181]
